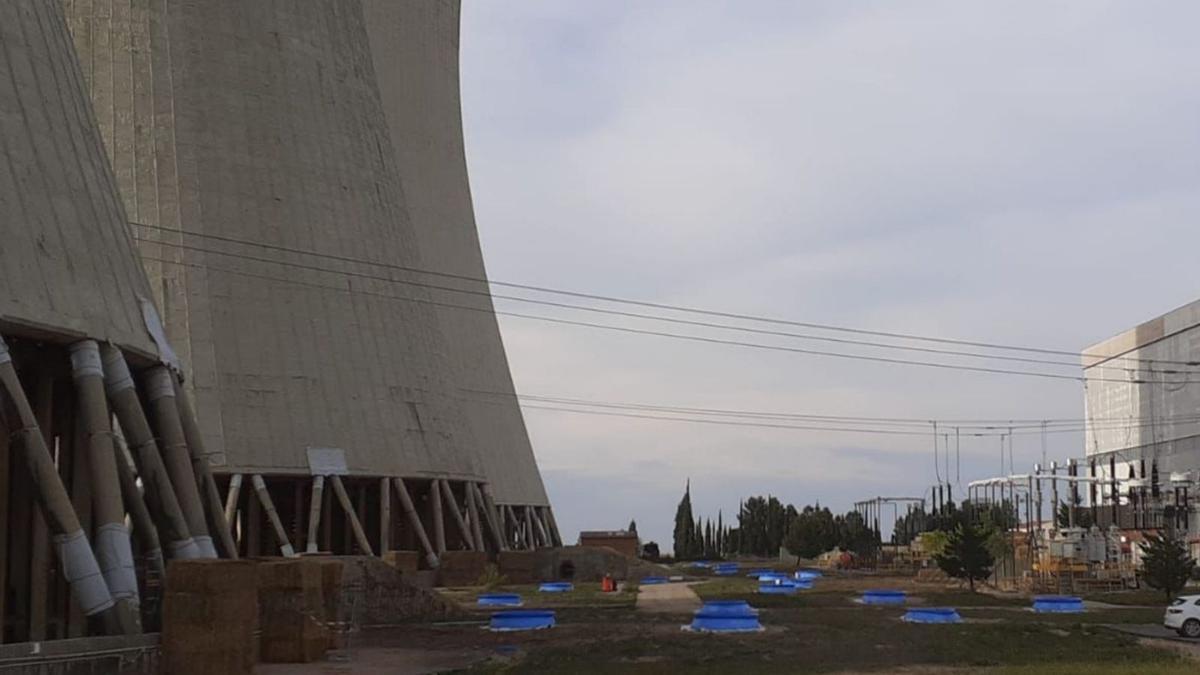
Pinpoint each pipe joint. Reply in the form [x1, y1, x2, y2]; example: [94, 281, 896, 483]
[68, 340, 104, 379]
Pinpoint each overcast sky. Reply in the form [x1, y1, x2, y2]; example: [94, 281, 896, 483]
[460, 1, 1200, 548]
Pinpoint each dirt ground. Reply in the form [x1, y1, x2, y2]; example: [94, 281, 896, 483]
[256, 570, 1198, 674]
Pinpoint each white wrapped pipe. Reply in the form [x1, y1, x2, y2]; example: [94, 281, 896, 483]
[95, 523, 139, 602]
[54, 530, 116, 616]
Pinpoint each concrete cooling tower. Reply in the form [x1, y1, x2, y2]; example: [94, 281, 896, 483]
[1, 1, 232, 643]
[360, 0, 553, 512]
[62, 0, 559, 563]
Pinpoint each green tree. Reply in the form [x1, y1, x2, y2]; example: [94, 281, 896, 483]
[628, 519, 638, 536]
[672, 481, 695, 560]
[1140, 533, 1197, 602]
[934, 523, 995, 592]
[1054, 503, 1093, 529]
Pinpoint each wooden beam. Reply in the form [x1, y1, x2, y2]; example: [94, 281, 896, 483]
[329, 476, 373, 556]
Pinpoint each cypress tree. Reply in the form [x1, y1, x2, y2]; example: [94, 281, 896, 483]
[673, 480, 695, 559]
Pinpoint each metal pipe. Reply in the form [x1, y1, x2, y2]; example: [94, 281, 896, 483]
[431, 476, 446, 555]
[305, 476, 324, 553]
[0, 337, 118, 629]
[142, 366, 214, 557]
[251, 475, 296, 557]
[171, 377, 239, 559]
[224, 474, 243, 529]
[69, 341, 141, 633]
[99, 345, 199, 560]
[438, 479, 475, 551]
[329, 475, 373, 556]
[392, 477, 439, 568]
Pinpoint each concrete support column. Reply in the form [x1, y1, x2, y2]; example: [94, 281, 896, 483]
[100, 345, 198, 560]
[172, 378, 239, 559]
[430, 477, 446, 555]
[438, 480, 475, 551]
[251, 475, 296, 557]
[142, 366, 214, 557]
[392, 477, 438, 568]
[0, 338, 118, 632]
[68, 341, 141, 634]
[329, 476, 373, 556]
[464, 482, 486, 551]
[305, 476, 324, 553]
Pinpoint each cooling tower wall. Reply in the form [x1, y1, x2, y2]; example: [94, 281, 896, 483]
[362, 0, 550, 506]
[63, 0, 482, 481]
[0, 1, 162, 360]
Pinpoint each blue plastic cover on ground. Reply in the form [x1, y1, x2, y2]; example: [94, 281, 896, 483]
[746, 568, 773, 577]
[490, 610, 556, 631]
[1032, 596, 1084, 613]
[795, 570, 823, 580]
[758, 582, 797, 595]
[700, 600, 758, 616]
[539, 582, 574, 593]
[641, 576, 668, 585]
[688, 613, 763, 632]
[757, 573, 788, 582]
[477, 593, 522, 607]
[714, 564, 740, 576]
[792, 578, 813, 589]
[861, 589, 907, 605]
[902, 607, 962, 624]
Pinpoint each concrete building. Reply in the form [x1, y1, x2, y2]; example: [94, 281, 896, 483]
[61, 0, 558, 561]
[1082, 299, 1200, 544]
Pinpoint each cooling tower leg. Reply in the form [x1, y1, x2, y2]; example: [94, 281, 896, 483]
[306, 476, 325, 553]
[142, 366, 214, 558]
[528, 505, 550, 548]
[113, 443, 165, 579]
[431, 476, 447, 555]
[68, 341, 142, 634]
[172, 378, 239, 559]
[544, 507, 564, 547]
[438, 479, 475, 552]
[99, 345, 199, 560]
[330, 475, 374, 556]
[380, 477, 391, 553]
[0, 338, 120, 634]
[503, 505, 524, 549]
[393, 477, 439, 568]
[251, 475, 296, 557]
[465, 481, 486, 551]
[473, 482, 507, 552]
[225, 474, 243, 528]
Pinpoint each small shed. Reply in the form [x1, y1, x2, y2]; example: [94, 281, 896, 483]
[578, 530, 640, 559]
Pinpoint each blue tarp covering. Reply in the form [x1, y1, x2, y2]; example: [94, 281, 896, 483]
[795, 570, 822, 581]
[792, 578, 813, 589]
[757, 573, 788, 582]
[641, 576, 668, 585]
[861, 589, 907, 605]
[713, 563, 740, 576]
[477, 593, 522, 607]
[758, 582, 797, 595]
[688, 600, 762, 632]
[903, 607, 962, 624]
[746, 568, 773, 577]
[490, 610, 556, 632]
[538, 582, 574, 593]
[1032, 596, 1085, 613]
[700, 600, 758, 616]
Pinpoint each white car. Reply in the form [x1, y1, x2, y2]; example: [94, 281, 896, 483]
[1164, 594, 1200, 638]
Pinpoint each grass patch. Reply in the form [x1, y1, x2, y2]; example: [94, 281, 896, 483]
[439, 582, 638, 610]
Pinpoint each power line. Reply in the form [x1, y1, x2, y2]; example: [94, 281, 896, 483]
[133, 246, 1198, 385]
[128, 221, 1200, 369]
